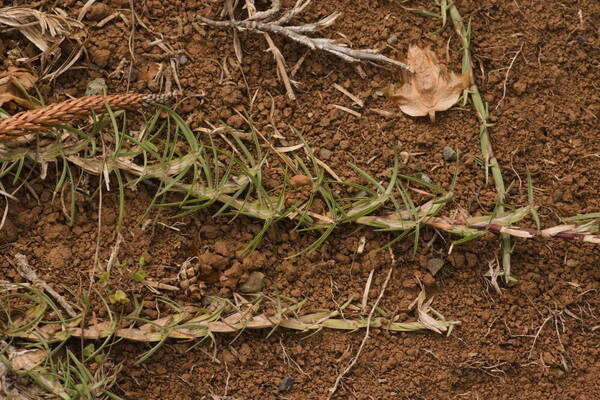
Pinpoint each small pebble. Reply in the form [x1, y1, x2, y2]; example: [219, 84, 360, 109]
[387, 33, 398, 45]
[86, 3, 112, 22]
[552, 190, 563, 203]
[277, 377, 294, 392]
[85, 78, 107, 96]
[442, 146, 457, 162]
[427, 258, 444, 276]
[179, 54, 188, 66]
[422, 273, 436, 287]
[128, 67, 139, 82]
[319, 148, 332, 160]
[240, 271, 265, 293]
[565, 259, 578, 267]
[420, 173, 432, 184]
[513, 81, 527, 95]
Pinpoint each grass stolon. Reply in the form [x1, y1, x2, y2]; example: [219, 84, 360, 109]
[446, 4, 515, 281]
[1, 96, 598, 247]
[1, 280, 457, 398]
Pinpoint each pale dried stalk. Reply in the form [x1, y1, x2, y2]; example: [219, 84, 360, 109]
[327, 268, 393, 399]
[0, 93, 173, 139]
[14, 253, 78, 318]
[0, 95, 598, 246]
[225, 190, 600, 245]
[447, 4, 513, 280]
[263, 31, 297, 100]
[363, 207, 600, 243]
[2, 129, 598, 245]
[66, 151, 252, 199]
[0, 340, 69, 399]
[240, 0, 297, 100]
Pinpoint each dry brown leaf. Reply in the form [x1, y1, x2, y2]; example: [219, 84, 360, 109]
[0, 67, 37, 108]
[385, 40, 470, 122]
[9, 348, 47, 371]
[408, 281, 447, 334]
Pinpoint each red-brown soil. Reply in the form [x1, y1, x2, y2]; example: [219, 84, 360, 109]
[1, 0, 599, 399]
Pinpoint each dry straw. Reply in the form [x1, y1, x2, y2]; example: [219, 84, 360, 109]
[3, 282, 457, 346]
[0, 6, 87, 81]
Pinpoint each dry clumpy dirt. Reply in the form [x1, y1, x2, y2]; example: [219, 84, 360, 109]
[1, 0, 600, 399]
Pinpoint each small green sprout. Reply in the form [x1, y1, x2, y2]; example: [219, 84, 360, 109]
[82, 343, 95, 358]
[96, 271, 110, 285]
[108, 290, 129, 305]
[131, 270, 147, 282]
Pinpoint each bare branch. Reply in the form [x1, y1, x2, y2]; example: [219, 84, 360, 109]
[274, 0, 313, 25]
[198, 1, 413, 73]
[248, 0, 281, 21]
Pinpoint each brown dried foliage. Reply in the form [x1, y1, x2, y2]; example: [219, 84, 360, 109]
[0, 67, 37, 109]
[385, 40, 470, 122]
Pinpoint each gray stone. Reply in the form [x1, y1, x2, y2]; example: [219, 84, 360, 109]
[443, 146, 457, 162]
[387, 33, 398, 45]
[420, 173, 432, 184]
[240, 272, 265, 293]
[128, 67, 139, 82]
[278, 377, 294, 392]
[427, 258, 444, 276]
[85, 78, 107, 96]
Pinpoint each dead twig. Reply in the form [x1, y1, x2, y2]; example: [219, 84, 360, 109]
[198, 0, 412, 99]
[105, 232, 123, 273]
[198, 13, 412, 69]
[14, 253, 77, 318]
[494, 43, 524, 111]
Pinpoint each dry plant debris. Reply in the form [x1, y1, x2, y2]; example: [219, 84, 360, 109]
[199, 0, 413, 100]
[0, 341, 68, 399]
[447, 3, 513, 280]
[385, 40, 470, 122]
[0, 279, 455, 395]
[14, 253, 78, 318]
[0, 67, 37, 109]
[0, 6, 87, 81]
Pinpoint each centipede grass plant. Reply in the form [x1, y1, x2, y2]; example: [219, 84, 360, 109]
[1, 282, 458, 356]
[0, 94, 599, 252]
